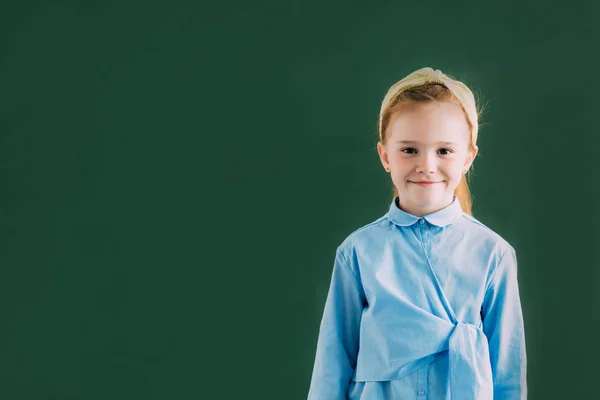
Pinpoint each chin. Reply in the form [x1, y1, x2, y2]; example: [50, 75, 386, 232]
[412, 195, 445, 206]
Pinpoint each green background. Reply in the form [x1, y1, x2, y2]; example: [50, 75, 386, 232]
[1, 0, 597, 398]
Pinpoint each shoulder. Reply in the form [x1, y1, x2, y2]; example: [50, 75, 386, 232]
[335, 214, 392, 258]
[458, 213, 518, 284]
[458, 212, 514, 252]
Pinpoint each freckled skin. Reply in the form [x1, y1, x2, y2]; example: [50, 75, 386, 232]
[377, 102, 478, 217]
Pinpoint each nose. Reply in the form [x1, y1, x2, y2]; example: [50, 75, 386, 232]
[416, 152, 437, 174]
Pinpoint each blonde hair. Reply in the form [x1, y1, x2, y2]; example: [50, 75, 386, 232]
[378, 67, 482, 216]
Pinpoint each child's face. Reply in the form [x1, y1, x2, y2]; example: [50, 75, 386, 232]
[377, 102, 478, 217]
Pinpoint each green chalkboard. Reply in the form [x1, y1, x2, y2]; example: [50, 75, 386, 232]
[1, 1, 598, 399]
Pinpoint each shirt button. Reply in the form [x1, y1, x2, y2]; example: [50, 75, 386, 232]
[419, 218, 425, 224]
[417, 389, 426, 396]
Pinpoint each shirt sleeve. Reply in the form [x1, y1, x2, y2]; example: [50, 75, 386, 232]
[481, 245, 527, 400]
[307, 248, 366, 400]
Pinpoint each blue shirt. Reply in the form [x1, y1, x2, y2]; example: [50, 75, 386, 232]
[307, 196, 527, 399]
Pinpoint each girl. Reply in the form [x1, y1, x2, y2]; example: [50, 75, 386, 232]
[307, 67, 527, 399]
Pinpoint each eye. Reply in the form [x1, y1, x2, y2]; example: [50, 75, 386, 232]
[438, 148, 453, 155]
[401, 148, 417, 154]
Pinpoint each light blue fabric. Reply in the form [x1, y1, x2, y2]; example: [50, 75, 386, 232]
[307, 196, 526, 399]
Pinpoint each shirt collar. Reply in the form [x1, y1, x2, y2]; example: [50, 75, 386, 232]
[387, 195, 463, 227]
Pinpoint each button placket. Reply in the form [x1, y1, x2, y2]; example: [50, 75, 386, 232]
[420, 220, 430, 253]
[416, 363, 428, 397]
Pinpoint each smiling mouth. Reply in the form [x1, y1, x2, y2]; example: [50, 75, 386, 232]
[409, 181, 442, 185]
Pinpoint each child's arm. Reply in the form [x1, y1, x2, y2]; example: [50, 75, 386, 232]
[307, 248, 366, 399]
[481, 245, 527, 400]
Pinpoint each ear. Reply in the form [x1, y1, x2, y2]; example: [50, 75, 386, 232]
[377, 141, 390, 172]
[463, 144, 479, 171]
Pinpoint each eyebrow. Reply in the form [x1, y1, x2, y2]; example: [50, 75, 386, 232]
[395, 140, 458, 145]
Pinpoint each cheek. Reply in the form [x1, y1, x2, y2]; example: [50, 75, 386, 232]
[443, 161, 466, 178]
[390, 155, 412, 170]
